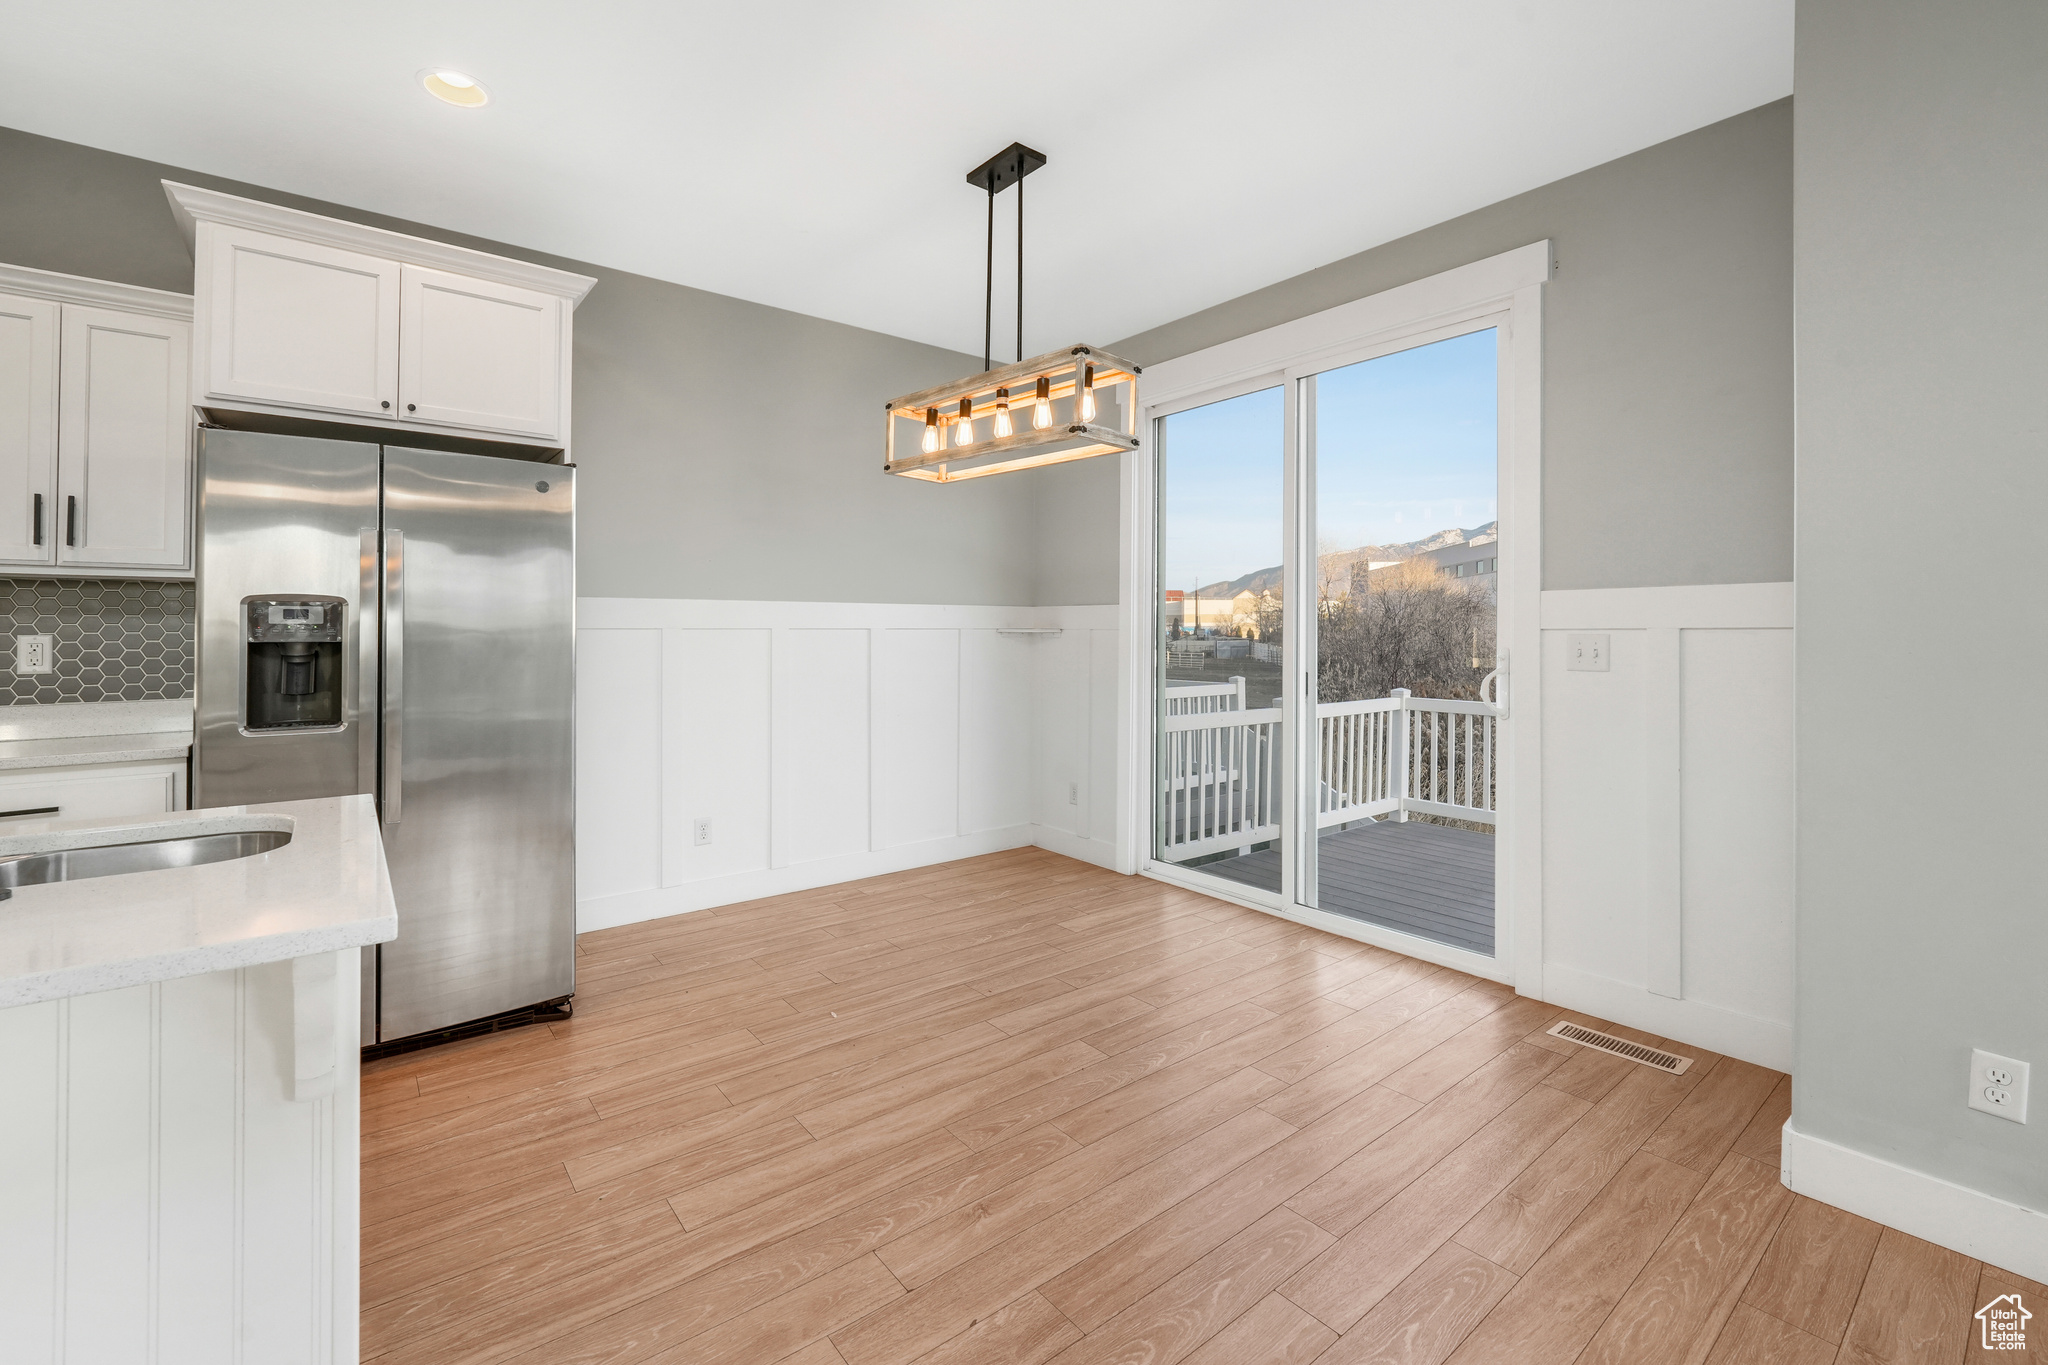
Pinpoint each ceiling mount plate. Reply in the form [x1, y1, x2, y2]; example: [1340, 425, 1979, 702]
[966, 142, 1047, 192]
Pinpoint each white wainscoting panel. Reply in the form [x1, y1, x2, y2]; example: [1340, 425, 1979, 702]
[0, 956, 359, 1364]
[576, 601, 1119, 931]
[1535, 582, 1795, 1070]
[959, 630, 1036, 835]
[872, 629, 959, 850]
[574, 627, 662, 903]
[1030, 625, 1122, 860]
[775, 628, 871, 867]
[662, 628, 771, 884]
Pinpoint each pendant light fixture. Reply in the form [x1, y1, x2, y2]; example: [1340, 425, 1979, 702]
[883, 142, 1140, 483]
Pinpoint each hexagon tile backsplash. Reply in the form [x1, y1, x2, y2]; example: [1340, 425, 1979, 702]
[0, 579, 195, 704]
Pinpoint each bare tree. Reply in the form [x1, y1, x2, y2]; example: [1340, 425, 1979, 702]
[1317, 557, 1495, 702]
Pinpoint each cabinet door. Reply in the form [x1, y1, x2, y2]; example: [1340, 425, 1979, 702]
[203, 225, 399, 418]
[57, 306, 192, 571]
[397, 265, 562, 438]
[0, 766, 182, 825]
[0, 292, 59, 566]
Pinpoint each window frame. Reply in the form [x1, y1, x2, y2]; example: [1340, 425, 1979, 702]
[1117, 241, 1550, 988]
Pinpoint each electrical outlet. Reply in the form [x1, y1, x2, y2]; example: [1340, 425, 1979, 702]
[1969, 1048, 2029, 1123]
[693, 818, 712, 847]
[1067, 782, 1078, 806]
[1566, 633, 1610, 672]
[14, 634, 52, 675]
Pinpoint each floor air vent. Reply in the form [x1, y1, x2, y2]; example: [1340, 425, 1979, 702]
[1546, 1021, 1693, 1074]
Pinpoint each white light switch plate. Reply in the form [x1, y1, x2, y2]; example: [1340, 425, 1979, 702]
[15, 634, 53, 675]
[1969, 1048, 2029, 1123]
[1566, 633, 1610, 672]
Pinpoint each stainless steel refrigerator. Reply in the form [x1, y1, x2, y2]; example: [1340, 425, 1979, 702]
[193, 428, 575, 1050]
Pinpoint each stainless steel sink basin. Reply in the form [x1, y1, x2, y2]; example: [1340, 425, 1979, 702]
[0, 830, 292, 895]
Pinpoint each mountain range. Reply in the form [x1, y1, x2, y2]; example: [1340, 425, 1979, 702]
[1188, 521, 1498, 599]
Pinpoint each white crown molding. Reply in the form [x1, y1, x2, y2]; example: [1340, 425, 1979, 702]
[161, 181, 598, 307]
[0, 262, 193, 320]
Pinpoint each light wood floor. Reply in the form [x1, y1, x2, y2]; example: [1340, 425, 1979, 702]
[360, 847, 2034, 1365]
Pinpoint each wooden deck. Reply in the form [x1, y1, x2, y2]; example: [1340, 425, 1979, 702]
[360, 846, 2019, 1365]
[1201, 818, 1496, 955]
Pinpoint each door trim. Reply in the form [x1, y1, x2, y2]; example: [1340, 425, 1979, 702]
[1121, 241, 1548, 992]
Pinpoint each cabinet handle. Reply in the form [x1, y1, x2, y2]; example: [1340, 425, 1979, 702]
[65, 496, 77, 548]
[32, 493, 41, 546]
[381, 400, 391, 409]
[406, 403, 416, 413]
[0, 806, 60, 819]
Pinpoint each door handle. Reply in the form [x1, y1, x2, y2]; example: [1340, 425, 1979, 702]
[359, 528, 379, 797]
[32, 493, 42, 547]
[65, 495, 77, 548]
[382, 529, 403, 826]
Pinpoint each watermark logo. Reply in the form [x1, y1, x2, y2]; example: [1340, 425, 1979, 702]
[1978, 1293, 2031, 1352]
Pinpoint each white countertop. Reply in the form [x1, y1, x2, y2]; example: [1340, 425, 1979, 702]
[0, 793, 396, 1007]
[0, 698, 194, 770]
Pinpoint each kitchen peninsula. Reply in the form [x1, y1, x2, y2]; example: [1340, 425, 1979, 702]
[0, 793, 395, 1363]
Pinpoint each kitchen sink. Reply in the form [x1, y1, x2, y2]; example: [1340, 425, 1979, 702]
[0, 830, 293, 895]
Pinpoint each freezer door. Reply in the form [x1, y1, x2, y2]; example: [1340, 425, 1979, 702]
[377, 447, 575, 1042]
[193, 429, 381, 808]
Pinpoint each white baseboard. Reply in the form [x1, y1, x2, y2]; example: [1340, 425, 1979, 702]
[1537, 963, 1791, 1071]
[1031, 825, 1120, 871]
[576, 826, 1039, 932]
[1783, 1123, 2048, 1283]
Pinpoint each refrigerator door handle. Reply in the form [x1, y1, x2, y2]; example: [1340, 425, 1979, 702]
[382, 528, 404, 825]
[359, 527, 379, 795]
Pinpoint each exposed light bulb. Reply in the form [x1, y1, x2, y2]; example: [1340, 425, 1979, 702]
[953, 396, 974, 448]
[992, 388, 1013, 438]
[1033, 376, 1052, 429]
[1078, 363, 1097, 423]
[921, 407, 939, 455]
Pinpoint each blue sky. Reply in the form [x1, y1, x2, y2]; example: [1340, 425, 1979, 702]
[1160, 329, 1498, 589]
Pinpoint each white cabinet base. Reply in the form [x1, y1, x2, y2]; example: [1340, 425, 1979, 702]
[0, 761, 186, 825]
[0, 952, 361, 1364]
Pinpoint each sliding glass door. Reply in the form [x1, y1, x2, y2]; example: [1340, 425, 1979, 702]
[1152, 386, 1286, 895]
[1305, 329, 1500, 953]
[1151, 322, 1506, 959]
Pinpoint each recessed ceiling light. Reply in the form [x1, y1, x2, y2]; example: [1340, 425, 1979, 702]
[421, 70, 489, 107]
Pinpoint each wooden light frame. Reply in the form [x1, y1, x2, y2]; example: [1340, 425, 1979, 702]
[884, 344, 1140, 482]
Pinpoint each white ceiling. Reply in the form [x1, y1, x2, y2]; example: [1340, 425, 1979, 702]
[0, 1, 1790, 355]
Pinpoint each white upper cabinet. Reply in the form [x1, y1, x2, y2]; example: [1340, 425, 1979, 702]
[398, 265, 562, 437]
[167, 183, 592, 453]
[0, 291, 59, 566]
[202, 226, 398, 418]
[57, 305, 192, 570]
[0, 268, 193, 577]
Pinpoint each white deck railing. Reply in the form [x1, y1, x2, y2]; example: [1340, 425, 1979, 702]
[1159, 681, 1501, 862]
[1164, 678, 1245, 716]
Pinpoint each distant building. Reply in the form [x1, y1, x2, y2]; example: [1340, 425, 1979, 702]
[1161, 588, 1278, 636]
[1360, 538, 1498, 593]
[1344, 559, 1404, 597]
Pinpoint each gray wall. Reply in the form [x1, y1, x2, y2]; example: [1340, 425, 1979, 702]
[1794, 3, 2048, 1208]
[1039, 99, 1794, 602]
[0, 126, 1044, 605]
